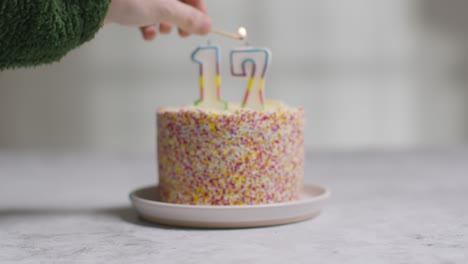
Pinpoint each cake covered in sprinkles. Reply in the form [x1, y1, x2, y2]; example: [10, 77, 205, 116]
[157, 101, 305, 205]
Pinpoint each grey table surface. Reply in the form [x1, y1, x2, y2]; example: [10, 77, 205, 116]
[0, 149, 467, 263]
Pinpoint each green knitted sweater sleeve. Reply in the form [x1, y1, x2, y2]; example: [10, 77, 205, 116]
[0, 0, 111, 70]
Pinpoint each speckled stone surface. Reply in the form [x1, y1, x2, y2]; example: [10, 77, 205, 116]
[1, 150, 467, 263]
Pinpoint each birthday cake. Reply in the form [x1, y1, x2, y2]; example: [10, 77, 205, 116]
[157, 101, 305, 205]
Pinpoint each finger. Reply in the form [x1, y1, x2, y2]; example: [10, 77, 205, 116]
[179, 0, 207, 37]
[141, 25, 157, 41]
[159, 23, 173, 34]
[178, 27, 190, 38]
[140, 25, 157, 41]
[156, 0, 211, 35]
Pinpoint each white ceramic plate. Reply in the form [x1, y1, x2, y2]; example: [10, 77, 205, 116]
[129, 183, 330, 228]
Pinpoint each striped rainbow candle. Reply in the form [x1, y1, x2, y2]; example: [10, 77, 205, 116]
[191, 45, 227, 110]
[230, 47, 271, 111]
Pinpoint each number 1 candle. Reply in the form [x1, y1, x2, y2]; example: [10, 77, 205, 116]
[230, 47, 272, 110]
[191, 45, 228, 110]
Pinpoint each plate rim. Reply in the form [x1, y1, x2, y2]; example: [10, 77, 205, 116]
[130, 182, 331, 210]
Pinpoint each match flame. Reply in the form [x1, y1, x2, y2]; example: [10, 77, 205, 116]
[238, 27, 247, 40]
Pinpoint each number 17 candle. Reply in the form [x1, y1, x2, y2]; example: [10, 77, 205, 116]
[191, 45, 228, 110]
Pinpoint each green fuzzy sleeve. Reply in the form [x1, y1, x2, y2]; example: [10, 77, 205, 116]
[0, 0, 111, 70]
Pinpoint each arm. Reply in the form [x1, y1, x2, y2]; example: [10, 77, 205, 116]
[0, 0, 211, 70]
[0, 0, 110, 69]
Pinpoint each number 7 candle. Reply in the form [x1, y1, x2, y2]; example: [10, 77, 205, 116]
[191, 45, 228, 110]
[230, 46, 271, 110]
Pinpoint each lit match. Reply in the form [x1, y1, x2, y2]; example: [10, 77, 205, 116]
[211, 27, 247, 41]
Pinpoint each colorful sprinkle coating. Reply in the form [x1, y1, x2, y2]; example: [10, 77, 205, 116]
[157, 101, 305, 205]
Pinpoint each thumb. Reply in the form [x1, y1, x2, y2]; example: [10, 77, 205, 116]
[157, 0, 212, 35]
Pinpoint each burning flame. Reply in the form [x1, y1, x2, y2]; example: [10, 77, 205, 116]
[238, 27, 247, 40]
